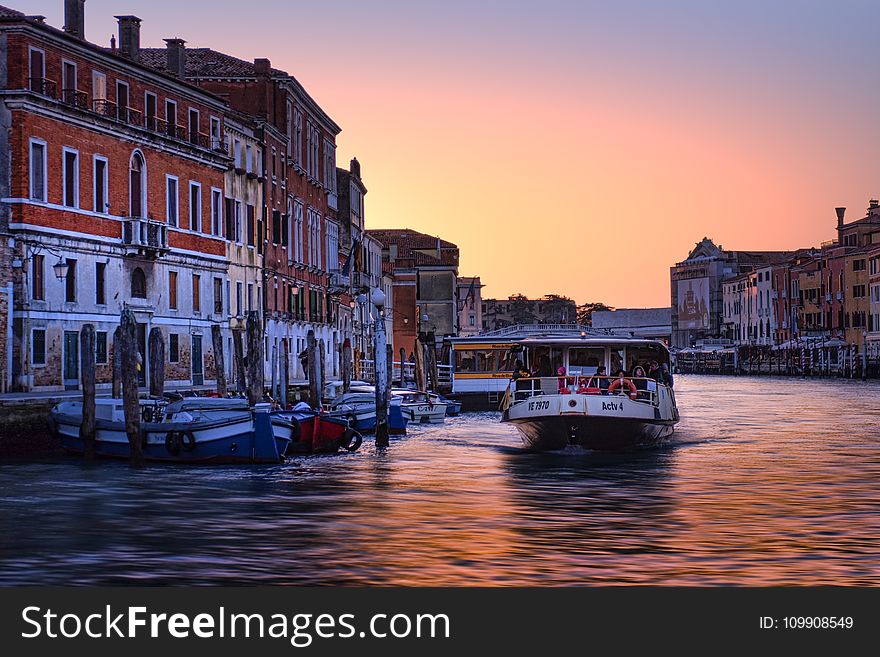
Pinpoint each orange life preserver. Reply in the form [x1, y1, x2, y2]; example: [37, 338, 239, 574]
[608, 377, 638, 400]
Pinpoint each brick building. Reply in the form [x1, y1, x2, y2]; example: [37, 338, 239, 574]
[367, 229, 459, 357]
[140, 46, 343, 383]
[1, 3, 232, 391]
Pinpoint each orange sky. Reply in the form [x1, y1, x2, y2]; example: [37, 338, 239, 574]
[27, 0, 880, 307]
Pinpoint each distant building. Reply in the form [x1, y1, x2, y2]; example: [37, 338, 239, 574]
[670, 238, 792, 349]
[456, 276, 482, 337]
[482, 294, 576, 331]
[591, 308, 671, 342]
[367, 229, 459, 357]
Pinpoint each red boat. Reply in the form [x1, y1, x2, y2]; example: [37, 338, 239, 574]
[273, 410, 363, 455]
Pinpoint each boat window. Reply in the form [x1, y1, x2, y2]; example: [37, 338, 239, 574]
[529, 346, 564, 376]
[454, 349, 516, 373]
[625, 345, 669, 374]
[567, 347, 605, 375]
[610, 348, 625, 376]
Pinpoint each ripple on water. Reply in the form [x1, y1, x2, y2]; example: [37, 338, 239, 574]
[1, 375, 880, 585]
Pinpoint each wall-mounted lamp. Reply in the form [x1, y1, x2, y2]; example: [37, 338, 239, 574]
[53, 258, 69, 281]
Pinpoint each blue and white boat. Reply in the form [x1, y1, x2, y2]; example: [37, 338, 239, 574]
[324, 381, 408, 434]
[50, 397, 293, 463]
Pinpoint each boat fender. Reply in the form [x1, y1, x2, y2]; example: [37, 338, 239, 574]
[340, 428, 363, 452]
[180, 431, 196, 452]
[165, 431, 182, 456]
[608, 378, 638, 401]
[141, 405, 155, 423]
[347, 413, 358, 427]
[289, 418, 302, 443]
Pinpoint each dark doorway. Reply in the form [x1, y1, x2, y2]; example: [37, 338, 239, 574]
[63, 331, 79, 390]
[136, 323, 147, 387]
[192, 334, 204, 386]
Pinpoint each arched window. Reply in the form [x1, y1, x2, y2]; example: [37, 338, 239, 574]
[129, 151, 146, 217]
[131, 267, 147, 299]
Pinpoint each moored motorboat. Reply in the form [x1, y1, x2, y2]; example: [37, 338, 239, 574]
[500, 335, 679, 451]
[50, 397, 292, 463]
[390, 389, 447, 424]
[272, 403, 362, 453]
[325, 381, 408, 434]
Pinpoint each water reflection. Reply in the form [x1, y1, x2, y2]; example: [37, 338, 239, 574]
[1, 376, 880, 585]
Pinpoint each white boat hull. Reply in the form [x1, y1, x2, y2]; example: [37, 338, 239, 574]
[400, 403, 447, 424]
[502, 388, 678, 451]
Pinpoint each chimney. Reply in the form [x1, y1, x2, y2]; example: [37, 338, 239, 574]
[835, 207, 846, 228]
[164, 38, 187, 78]
[870, 200, 879, 212]
[114, 15, 141, 62]
[63, 0, 85, 39]
[254, 58, 271, 77]
[350, 157, 361, 179]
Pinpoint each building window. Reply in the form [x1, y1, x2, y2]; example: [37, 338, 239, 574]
[32, 329, 46, 365]
[853, 284, 866, 298]
[246, 144, 253, 173]
[188, 108, 200, 145]
[129, 151, 146, 218]
[189, 182, 201, 231]
[166, 176, 179, 228]
[234, 139, 243, 169]
[169, 334, 179, 362]
[71, 130, 99, 192]
[144, 91, 158, 130]
[236, 281, 243, 316]
[192, 274, 201, 312]
[247, 205, 256, 247]
[272, 210, 281, 244]
[116, 80, 129, 121]
[95, 262, 106, 305]
[31, 254, 44, 301]
[213, 278, 223, 314]
[96, 331, 107, 364]
[29, 47, 45, 89]
[281, 211, 289, 248]
[165, 99, 177, 137]
[294, 108, 303, 165]
[853, 259, 866, 272]
[247, 283, 254, 313]
[131, 267, 147, 299]
[169, 270, 178, 309]
[93, 156, 108, 213]
[210, 116, 221, 150]
[211, 189, 222, 236]
[235, 200, 243, 244]
[65, 259, 77, 303]
[29, 139, 47, 202]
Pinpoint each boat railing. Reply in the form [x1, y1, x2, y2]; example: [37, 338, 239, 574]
[504, 376, 665, 408]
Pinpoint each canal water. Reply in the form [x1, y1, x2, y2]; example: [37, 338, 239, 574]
[1, 375, 879, 586]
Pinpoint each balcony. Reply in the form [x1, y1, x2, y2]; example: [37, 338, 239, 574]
[329, 271, 350, 289]
[836, 292, 844, 301]
[121, 217, 169, 258]
[825, 294, 832, 302]
[28, 77, 57, 98]
[60, 88, 89, 110]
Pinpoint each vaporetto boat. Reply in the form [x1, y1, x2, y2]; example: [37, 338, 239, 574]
[479, 329, 679, 451]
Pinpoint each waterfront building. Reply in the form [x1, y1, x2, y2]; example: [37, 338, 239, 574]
[591, 307, 671, 342]
[481, 294, 577, 331]
[221, 111, 264, 388]
[140, 47, 343, 383]
[367, 229, 460, 358]
[456, 276, 483, 337]
[670, 237, 792, 349]
[1, 4, 232, 391]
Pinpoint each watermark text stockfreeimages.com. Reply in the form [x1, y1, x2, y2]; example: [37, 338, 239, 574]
[21, 605, 450, 647]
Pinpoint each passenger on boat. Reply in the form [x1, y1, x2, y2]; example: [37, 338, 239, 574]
[661, 362, 675, 388]
[512, 360, 532, 399]
[589, 365, 611, 394]
[647, 360, 661, 381]
[556, 366, 568, 393]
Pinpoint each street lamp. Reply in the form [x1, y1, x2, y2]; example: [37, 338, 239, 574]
[53, 258, 69, 281]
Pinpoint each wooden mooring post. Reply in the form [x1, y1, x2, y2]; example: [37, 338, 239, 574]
[342, 337, 352, 393]
[211, 324, 227, 396]
[148, 327, 165, 397]
[111, 326, 122, 398]
[399, 347, 406, 385]
[246, 311, 264, 406]
[119, 309, 143, 467]
[233, 330, 247, 395]
[281, 337, 289, 409]
[80, 323, 96, 460]
[307, 330, 319, 409]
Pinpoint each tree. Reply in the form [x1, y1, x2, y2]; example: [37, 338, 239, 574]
[541, 294, 576, 324]
[577, 302, 615, 326]
[509, 294, 538, 325]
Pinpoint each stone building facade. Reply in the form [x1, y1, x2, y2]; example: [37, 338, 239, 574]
[1, 5, 231, 391]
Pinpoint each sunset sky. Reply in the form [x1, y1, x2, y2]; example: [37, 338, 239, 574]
[24, 0, 880, 307]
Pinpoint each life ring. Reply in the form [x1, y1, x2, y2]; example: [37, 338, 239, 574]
[340, 428, 363, 453]
[165, 431, 182, 455]
[608, 378, 638, 400]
